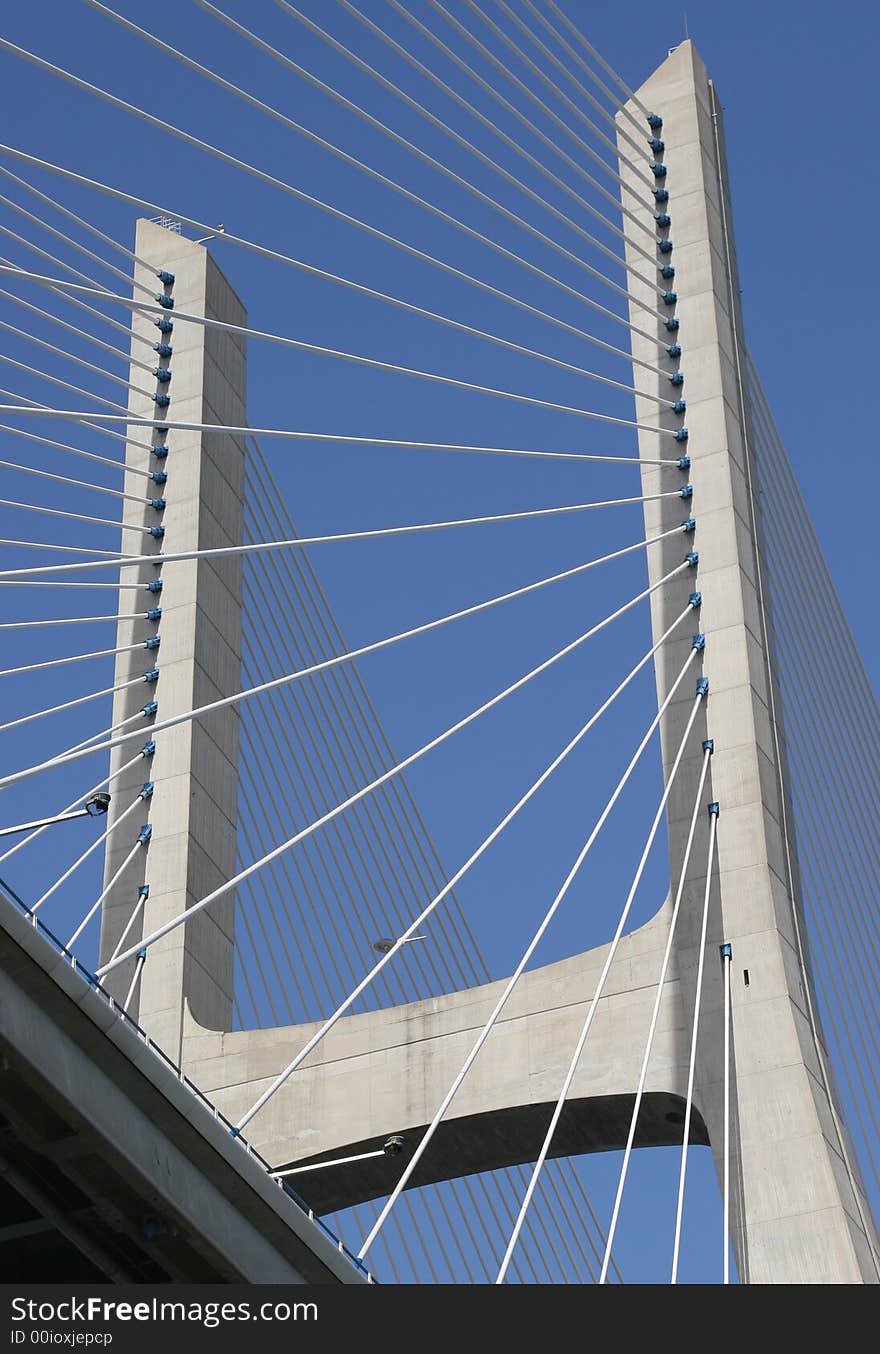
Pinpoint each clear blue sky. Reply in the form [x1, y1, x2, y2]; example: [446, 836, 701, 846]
[0, 0, 876, 1284]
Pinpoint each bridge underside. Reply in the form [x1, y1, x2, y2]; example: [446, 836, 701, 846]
[0, 891, 367, 1284]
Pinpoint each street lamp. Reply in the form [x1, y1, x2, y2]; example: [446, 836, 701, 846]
[0, 792, 112, 839]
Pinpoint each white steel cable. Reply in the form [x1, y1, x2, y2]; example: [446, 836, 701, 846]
[236, 585, 694, 1132]
[381, 0, 650, 180]
[0, 189, 667, 409]
[0, 669, 154, 736]
[0, 608, 159, 631]
[0, 268, 685, 427]
[122, 952, 145, 1013]
[517, 0, 650, 146]
[0, 185, 157, 299]
[1, 524, 690, 789]
[495, 688, 706, 1282]
[0, 160, 153, 275]
[0, 455, 153, 504]
[0, 742, 149, 869]
[0, 313, 154, 397]
[381, 0, 649, 274]
[428, 0, 651, 205]
[358, 643, 700, 1261]
[32, 791, 145, 914]
[0, 142, 676, 381]
[0, 497, 158, 537]
[0, 278, 155, 373]
[670, 805, 720, 1284]
[0, 351, 131, 414]
[100, 566, 698, 980]
[227, 0, 661, 285]
[0, 490, 689, 581]
[326, 0, 654, 193]
[107, 883, 151, 965]
[335, 0, 658, 259]
[91, 0, 666, 325]
[0, 578, 150, 590]
[0, 44, 675, 356]
[67, 834, 146, 948]
[0, 637, 157, 680]
[0, 401, 686, 465]
[0, 537, 123, 559]
[430, 0, 650, 184]
[0, 217, 156, 352]
[722, 941, 732, 1285]
[543, 0, 652, 119]
[598, 744, 713, 1283]
[487, 0, 653, 211]
[0, 384, 155, 465]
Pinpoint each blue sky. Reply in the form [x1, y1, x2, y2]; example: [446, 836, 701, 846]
[0, 0, 876, 1284]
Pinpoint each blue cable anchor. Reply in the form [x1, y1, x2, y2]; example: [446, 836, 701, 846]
[669, 371, 684, 386]
[150, 497, 166, 511]
[651, 161, 668, 178]
[153, 342, 173, 358]
[689, 592, 702, 608]
[680, 484, 693, 499]
[150, 469, 168, 484]
[143, 636, 160, 651]
[153, 368, 172, 384]
[677, 454, 691, 470]
[696, 677, 710, 696]
[682, 517, 696, 533]
[653, 187, 669, 204]
[143, 668, 160, 684]
[649, 137, 665, 153]
[137, 823, 153, 845]
[703, 738, 714, 754]
[692, 633, 706, 651]
[665, 316, 680, 332]
[141, 740, 156, 758]
[660, 264, 676, 280]
[674, 427, 689, 442]
[153, 393, 171, 408]
[708, 801, 720, 816]
[151, 444, 168, 459]
[146, 606, 162, 622]
[667, 342, 682, 358]
[139, 782, 155, 801]
[149, 525, 165, 539]
[155, 294, 174, 310]
[685, 550, 699, 567]
[156, 270, 175, 287]
[154, 316, 173, 334]
[146, 579, 163, 593]
[142, 700, 158, 718]
[672, 399, 687, 414]
[647, 113, 663, 130]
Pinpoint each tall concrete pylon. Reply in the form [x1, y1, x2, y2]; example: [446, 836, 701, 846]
[98, 219, 247, 1063]
[105, 52, 878, 1283]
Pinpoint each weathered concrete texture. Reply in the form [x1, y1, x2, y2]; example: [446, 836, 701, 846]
[617, 41, 877, 1283]
[98, 221, 246, 1061]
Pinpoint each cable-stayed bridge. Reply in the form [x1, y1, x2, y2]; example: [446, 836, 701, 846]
[0, 2, 876, 1285]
